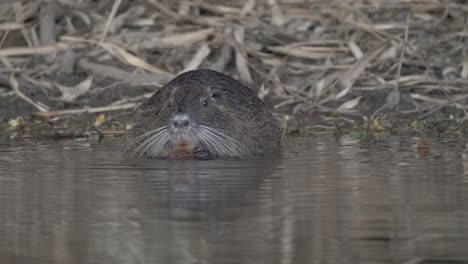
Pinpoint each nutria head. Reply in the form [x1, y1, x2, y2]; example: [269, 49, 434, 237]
[126, 69, 281, 159]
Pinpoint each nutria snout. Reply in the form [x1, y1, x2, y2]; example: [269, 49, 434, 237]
[126, 69, 282, 159]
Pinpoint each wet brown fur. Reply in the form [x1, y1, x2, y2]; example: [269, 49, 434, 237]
[127, 69, 282, 159]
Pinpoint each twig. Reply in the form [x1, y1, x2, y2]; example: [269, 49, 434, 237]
[39, 0, 56, 45]
[148, 0, 179, 18]
[10, 73, 49, 112]
[110, 92, 153, 105]
[212, 26, 234, 72]
[0, 43, 68, 56]
[100, 42, 174, 77]
[0, 72, 44, 91]
[100, 0, 122, 43]
[0, 23, 24, 31]
[76, 59, 169, 85]
[416, 94, 468, 119]
[180, 43, 211, 73]
[370, 14, 410, 121]
[61, 36, 174, 77]
[393, 14, 410, 93]
[233, 26, 252, 84]
[33, 102, 138, 118]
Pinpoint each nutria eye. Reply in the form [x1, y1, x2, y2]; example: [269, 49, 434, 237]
[211, 91, 222, 99]
[201, 98, 208, 107]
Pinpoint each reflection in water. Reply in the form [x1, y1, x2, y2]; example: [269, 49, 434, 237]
[0, 136, 467, 264]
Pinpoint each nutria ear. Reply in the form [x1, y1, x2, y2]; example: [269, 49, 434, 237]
[209, 87, 222, 99]
[211, 91, 222, 98]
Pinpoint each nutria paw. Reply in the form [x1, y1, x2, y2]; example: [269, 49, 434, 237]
[193, 147, 214, 160]
[126, 69, 281, 159]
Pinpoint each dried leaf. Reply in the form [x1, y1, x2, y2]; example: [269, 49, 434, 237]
[372, 118, 384, 130]
[462, 56, 468, 79]
[258, 82, 268, 101]
[8, 117, 24, 129]
[159, 28, 214, 47]
[338, 96, 362, 111]
[241, 0, 255, 17]
[335, 46, 386, 100]
[267, 0, 286, 26]
[348, 41, 363, 59]
[103, 43, 173, 77]
[313, 78, 326, 99]
[387, 74, 432, 85]
[385, 89, 400, 109]
[417, 138, 430, 158]
[95, 113, 106, 126]
[379, 45, 398, 60]
[178, 1, 190, 15]
[233, 26, 252, 84]
[180, 43, 211, 73]
[55, 76, 93, 102]
[199, 3, 241, 15]
[268, 45, 346, 60]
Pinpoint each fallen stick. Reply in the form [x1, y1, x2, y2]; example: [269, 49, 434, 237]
[233, 26, 252, 84]
[179, 43, 211, 73]
[212, 26, 234, 72]
[0, 43, 67, 56]
[370, 14, 410, 122]
[33, 102, 138, 118]
[100, 0, 122, 43]
[0, 22, 24, 31]
[101, 42, 174, 77]
[77, 59, 168, 85]
[39, 0, 56, 45]
[0, 72, 36, 90]
[60, 36, 173, 79]
[10, 74, 49, 112]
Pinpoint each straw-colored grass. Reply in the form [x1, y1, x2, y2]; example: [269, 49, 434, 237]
[0, 0, 467, 136]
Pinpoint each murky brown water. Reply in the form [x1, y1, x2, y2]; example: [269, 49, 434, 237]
[0, 135, 467, 264]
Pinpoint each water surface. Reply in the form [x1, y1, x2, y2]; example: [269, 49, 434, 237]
[0, 135, 467, 264]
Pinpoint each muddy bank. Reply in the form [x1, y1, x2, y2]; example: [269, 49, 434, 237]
[0, 0, 467, 139]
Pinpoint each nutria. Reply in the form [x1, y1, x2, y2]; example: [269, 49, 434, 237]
[126, 69, 282, 159]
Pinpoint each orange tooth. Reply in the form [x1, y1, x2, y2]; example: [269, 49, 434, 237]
[168, 138, 195, 159]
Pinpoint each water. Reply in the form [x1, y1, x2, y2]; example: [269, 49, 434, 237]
[0, 135, 467, 264]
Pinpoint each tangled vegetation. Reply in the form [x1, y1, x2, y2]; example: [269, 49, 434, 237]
[0, 0, 467, 139]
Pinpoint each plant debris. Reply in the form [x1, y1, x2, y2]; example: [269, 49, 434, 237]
[0, 0, 467, 139]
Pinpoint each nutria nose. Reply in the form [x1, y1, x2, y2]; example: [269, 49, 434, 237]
[171, 113, 191, 130]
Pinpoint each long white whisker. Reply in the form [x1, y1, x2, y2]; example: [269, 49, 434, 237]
[125, 126, 166, 152]
[198, 125, 244, 158]
[200, 125, 243, 148]
[140, 130, 170, 157]
[197, 131, 223, 157]
[201, 129, 231, 157]
[130, 128, 167, 157]
[128, 124, 246, 159]
[203, 126, 243, 153]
